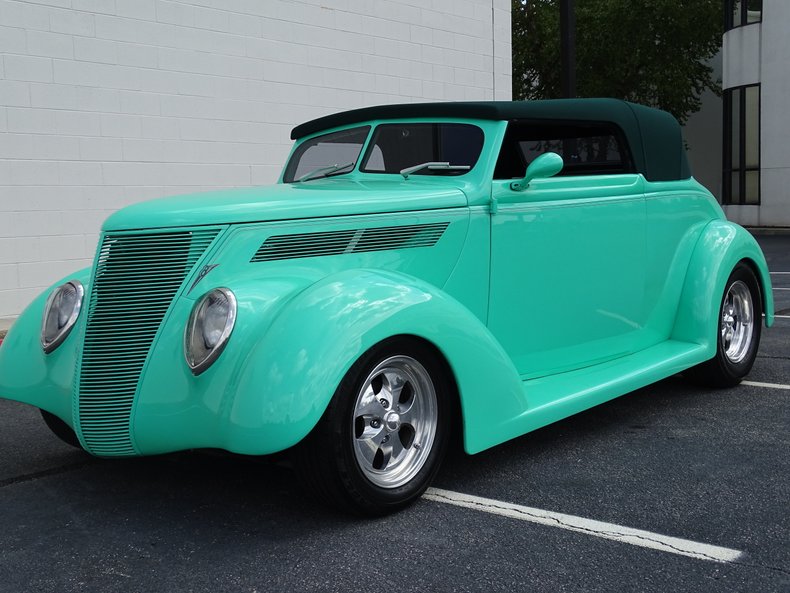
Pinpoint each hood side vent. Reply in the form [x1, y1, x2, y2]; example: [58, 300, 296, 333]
[252, 222, 449, 262]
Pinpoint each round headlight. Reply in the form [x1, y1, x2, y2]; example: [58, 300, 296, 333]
[41, 280, 84, 353]
[185, 288, 237, 375]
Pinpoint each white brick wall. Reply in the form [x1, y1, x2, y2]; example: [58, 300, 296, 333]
[0, 0, 512, 322]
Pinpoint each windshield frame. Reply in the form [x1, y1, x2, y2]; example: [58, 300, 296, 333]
[359, 122, 484, 177]
[282, 125, 371, 183]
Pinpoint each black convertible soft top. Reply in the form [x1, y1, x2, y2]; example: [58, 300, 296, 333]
[290, 99, 690, 182]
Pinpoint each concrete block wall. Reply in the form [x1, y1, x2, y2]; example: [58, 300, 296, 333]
[0, 0, 512, 322]
[683, 53, 722, 200]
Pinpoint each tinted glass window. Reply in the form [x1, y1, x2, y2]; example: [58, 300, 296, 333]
[494, 122, 633, 179]
[726, 0, 761, 30]
[723, 84, 760, 205]
[361, 124, 483, 176]
[283, 126, 369, 183]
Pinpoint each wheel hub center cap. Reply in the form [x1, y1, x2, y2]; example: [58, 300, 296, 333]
[385, 411, 401, 431]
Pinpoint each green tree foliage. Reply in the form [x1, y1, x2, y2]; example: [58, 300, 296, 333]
[512, 0, 722, 124]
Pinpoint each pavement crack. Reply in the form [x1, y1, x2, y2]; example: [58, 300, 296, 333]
[733, 562, 790, 577]
[0, 460, 95, 488]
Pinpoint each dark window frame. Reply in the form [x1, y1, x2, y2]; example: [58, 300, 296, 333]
[725, 0, 762, 31]
[282, 125, 370, 183]
[493, 119, 636, 180]
[359, 122, 485, 176]
[722, 84, 761, 205]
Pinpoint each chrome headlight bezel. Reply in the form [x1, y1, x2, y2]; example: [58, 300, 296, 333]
[41, 280, 85, 354]
[184, 287, 237, 376]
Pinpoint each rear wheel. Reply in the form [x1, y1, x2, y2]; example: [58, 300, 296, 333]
[292, 337, 453, 515]
[685, 263, 762, 387]
[40, 410, 82, 449]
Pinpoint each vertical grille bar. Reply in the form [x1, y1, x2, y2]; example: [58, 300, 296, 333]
[77, 229, 220, 456]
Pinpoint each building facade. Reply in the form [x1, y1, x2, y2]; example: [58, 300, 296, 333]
[720, 0, 789, 227]
[0, 0, 512, 325]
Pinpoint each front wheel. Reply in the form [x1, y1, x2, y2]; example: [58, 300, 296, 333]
[40, 410, 82, 449]
[292, 337, 453, 515]
[685, 263, 762, 387]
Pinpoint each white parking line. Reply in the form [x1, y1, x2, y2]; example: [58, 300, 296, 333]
[770, 271, 790, 274]
[774, 288, 790, 291]
[424, 488, 744, 563]
[775, 314, 790, 319]
[742, 380, 790, 390]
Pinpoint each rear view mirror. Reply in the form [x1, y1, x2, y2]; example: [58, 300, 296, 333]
[510, 152, 564, 192]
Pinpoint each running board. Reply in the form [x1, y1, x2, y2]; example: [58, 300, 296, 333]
[474, 340, 710, 453]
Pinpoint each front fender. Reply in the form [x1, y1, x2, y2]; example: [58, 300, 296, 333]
[0, 268, 92, 425]
[129, 272, 313, 454]
[225, 269, 526, 455]
[671, 220, 773, 352]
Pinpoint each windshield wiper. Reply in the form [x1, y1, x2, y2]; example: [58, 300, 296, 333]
[298, 162, 354, 183]
[399, 161, 471, 179]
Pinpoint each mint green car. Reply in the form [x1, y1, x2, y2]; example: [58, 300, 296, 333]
[0, 100, 774, 514]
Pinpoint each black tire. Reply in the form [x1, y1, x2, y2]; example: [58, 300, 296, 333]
[685, 262, 762, 387]
[292, 337, 453, 516]
[40, 409, 82, 449]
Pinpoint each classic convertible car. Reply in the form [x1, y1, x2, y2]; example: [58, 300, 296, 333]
[0, 99, 774, 514]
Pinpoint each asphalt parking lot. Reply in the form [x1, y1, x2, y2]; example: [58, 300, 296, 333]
[1, 233, 788, 593]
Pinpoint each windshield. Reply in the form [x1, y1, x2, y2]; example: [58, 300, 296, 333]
[283, 126, 370, 183]
[361, 123, 484, 176]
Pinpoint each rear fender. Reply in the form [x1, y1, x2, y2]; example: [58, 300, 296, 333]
[671, 221, 773, 351]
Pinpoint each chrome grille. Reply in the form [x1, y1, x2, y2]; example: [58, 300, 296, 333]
[251, 223, 449, 262]
[76, 229, 220, 456]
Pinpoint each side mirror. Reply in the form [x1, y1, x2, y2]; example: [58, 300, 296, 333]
[510, 152, 564, 192]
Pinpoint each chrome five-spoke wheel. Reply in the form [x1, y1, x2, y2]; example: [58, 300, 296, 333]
[352, 356, 437, 489]
[292, 337, 452, 515]
[720, 279, 754, 364]
[686, 262, 762, 387]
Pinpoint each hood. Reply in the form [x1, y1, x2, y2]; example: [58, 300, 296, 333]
[102, 178, 468, 231]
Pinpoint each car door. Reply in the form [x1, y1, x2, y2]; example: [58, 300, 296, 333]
[486, 122, 647, 379]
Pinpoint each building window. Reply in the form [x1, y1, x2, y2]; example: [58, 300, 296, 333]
[725, 0, 762, 30]
[723, 85, 760, 205]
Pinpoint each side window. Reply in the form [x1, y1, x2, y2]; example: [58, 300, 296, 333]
[494, 122, 634, 179]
